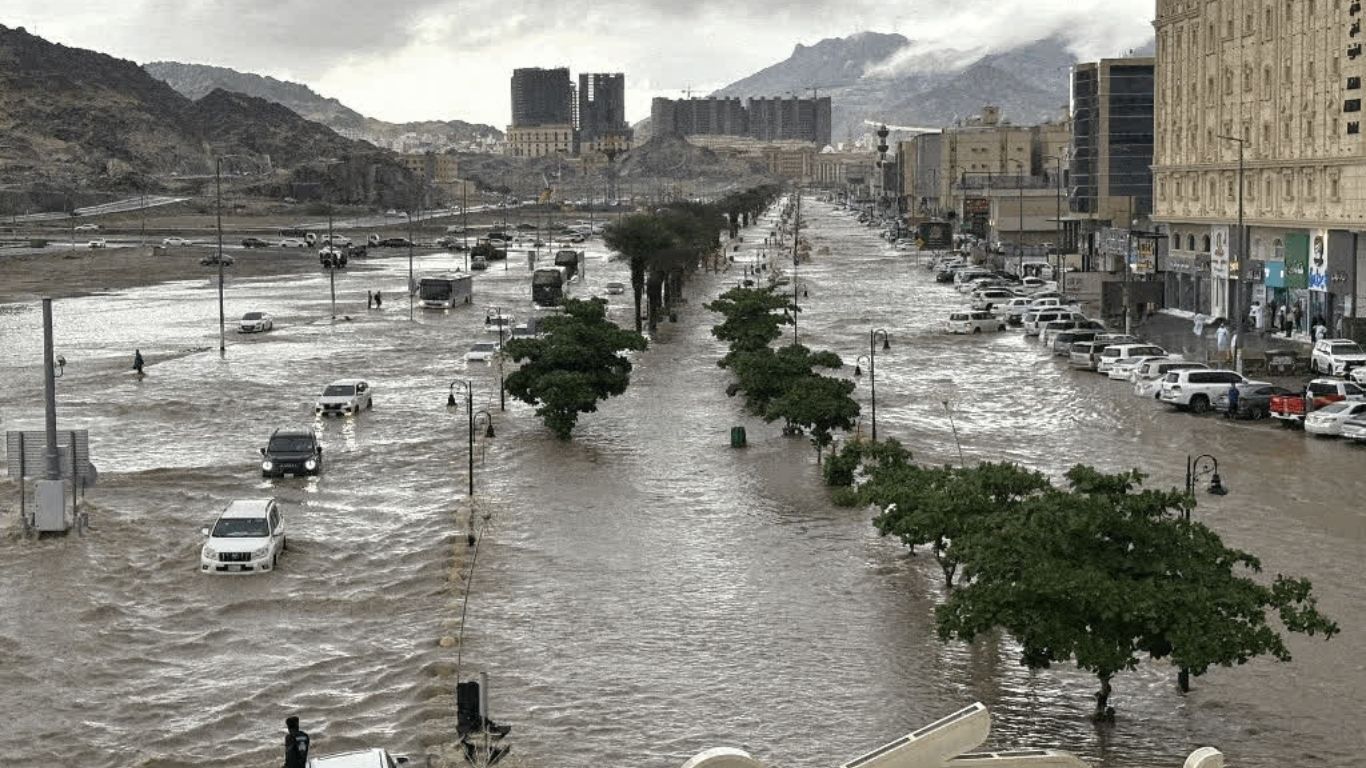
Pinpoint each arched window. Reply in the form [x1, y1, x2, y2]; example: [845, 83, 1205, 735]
[1188, 234, 1196, 251]
[1202, 235, 1212, 252]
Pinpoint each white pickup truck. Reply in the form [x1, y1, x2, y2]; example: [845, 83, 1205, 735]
[308, 748, 420, 768]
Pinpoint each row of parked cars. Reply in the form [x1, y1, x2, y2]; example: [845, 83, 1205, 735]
[934, 255, 1366, 447]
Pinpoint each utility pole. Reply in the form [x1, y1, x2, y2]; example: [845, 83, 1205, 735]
[792, 189, 801, 344]
[408, 202, 416, 322]
[42, 298, 60, 482]
[1218, 135, 1248, 329]
[1124, 196, 1134, 335]
[215, 158, 226, 354]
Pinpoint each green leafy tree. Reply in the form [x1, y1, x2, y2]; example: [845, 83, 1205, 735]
[726, 343, 841, 416]
[765, 373, 860, 463]
[503, 298, 648, 440]
[823, 438, 913, 489]
[935, 466, 1338, 720]
[868, 463, 1050, 588]
[705, 286, 797, 361]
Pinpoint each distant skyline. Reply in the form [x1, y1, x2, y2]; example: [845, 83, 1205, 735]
[6, 0, 1154, 127]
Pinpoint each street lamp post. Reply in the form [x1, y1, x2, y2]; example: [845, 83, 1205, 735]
[1011, 159, 1026, 277]
[447, 380, 496, 500]
[486, 307, 508, 411]
[1183, 454, 1228, 513]
[403, 209, 415, 321]
[854, 328, 892, 442]
[1045, 154, 1065, 282]
[215, 158, 227, 354]
[1217, 135, 1248, 329]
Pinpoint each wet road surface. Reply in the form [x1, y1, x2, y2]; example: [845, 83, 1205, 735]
[0, 200, 1362, 768]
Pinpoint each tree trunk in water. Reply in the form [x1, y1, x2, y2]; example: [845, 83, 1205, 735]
[646, 274, 664, 333]
[1177, 668, 1190, 693]
[630, 258, 645, 334]
[1092, 674, 1115, 722]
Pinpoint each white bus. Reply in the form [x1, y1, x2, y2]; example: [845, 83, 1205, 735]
[419, 274, 473, 309]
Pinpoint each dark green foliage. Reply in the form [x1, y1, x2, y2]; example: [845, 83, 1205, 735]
[503, 298, 648, 440]
[916, 466, 1339, 719]
[766, 373, 860, 460]
[705, 286, 796, 359]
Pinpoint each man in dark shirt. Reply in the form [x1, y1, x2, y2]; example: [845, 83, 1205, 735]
[284, 716, 310, 768]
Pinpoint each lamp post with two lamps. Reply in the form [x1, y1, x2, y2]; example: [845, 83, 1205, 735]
[854, 328, 892, 442]
[485, 307, 509, 411]
[447, 380, 495, 546]
[1183, 454, 1227, 515]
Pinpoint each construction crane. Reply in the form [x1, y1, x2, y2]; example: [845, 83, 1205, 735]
[861, 119, 940, 134]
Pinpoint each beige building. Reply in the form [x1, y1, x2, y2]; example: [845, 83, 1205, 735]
[1154, 0, 1366, 331]
[401, 152, 460, 184]
[505, 124, 575, 158]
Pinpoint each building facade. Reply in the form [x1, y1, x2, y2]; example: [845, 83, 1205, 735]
[747, 96, 833, 146]
[1153, 0, 1366, 334]
[505, 124, 575, 158]
[401, 152, 460, 184]
[650, 95, 831, 146]
[510, 67, 575, 127]
[651, 97, 749, 139]
[1070, 58, 1156, 272]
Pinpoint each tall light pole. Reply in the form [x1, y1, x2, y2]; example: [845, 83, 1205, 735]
[791, 187, 802, 344]
[486, 307, 508, 411]
[876, 124, 890, 220]
[1217, 135, 1247, 329]
[215, 157, 226, 354]
[403, 209, 415, 321]
[854, 329, 892, 442]
[1045, 154, 1065, 282]
[1011, 159, 1025, 276]
[446, 380, 495, 500]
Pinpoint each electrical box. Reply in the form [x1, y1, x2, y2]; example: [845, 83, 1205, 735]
[34, 479, 68, 533]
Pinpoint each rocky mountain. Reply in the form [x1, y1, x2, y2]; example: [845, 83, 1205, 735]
[713, 33, 1105, 143]
[144, 61, 503, 146]
[0, 24, 418, 205]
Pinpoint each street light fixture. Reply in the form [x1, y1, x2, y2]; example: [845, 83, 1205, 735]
[485, 307, 508, 411]
[446, 379, 497, 502]
[853, 328, 892, 442]
[1216, 134, 1248, 329]
[1183, 454, 1227, 517]
[402, 209, 415, 321]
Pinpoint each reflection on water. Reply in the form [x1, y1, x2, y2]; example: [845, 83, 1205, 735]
[0, 214, 1360, 768]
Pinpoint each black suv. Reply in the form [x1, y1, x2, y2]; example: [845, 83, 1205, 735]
[259, 428, 323, 477]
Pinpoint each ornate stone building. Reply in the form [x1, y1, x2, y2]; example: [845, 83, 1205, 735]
[1153, 0, 1366, 331]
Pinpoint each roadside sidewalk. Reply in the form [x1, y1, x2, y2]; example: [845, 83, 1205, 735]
[1137, 310, 1313, 370]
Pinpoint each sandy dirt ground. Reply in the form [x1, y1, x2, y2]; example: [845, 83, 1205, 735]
[0, 246, 329, 304]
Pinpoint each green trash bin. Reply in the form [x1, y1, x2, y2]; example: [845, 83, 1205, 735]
[730, 426, 747, 448]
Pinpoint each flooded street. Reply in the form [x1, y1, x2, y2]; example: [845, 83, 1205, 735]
[1, 198, 1362, 768]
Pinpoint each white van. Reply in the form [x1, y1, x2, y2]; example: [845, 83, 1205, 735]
[947, 310, 1006, 334]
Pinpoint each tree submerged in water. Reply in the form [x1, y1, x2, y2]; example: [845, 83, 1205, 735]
[503, 298, 647, 440]
[856, 462, 1339, 721]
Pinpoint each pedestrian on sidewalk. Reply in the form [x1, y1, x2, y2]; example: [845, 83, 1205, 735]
[1216, 323, 1231, 364]
[1313, 315, 1327, 343]
[1225, 382, 1241, 419]
[1283, 304, 1294, 337]
[1292, 303, 1304, 334]
[1275, 304, 1287, 335]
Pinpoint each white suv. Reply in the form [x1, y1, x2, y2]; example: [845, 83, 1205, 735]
[315, 379, 373, 417]
[200, 499, 286, 574]
[1311, 338, 1366, 377]
[1023, 309, 1084, 337]
[1097, 344, 1167, 376]
[1159, 369, 1262, 413]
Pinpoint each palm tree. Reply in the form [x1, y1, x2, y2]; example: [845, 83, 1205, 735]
[603, 214, 676, 334]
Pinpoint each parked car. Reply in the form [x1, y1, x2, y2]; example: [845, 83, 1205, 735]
[1107, 353, 1170, 381]
[259, 428, 323, 477]
[199, 498, 286, 574]
[1133, 362, 1209, 398]
[378, 237, 413, 248]
[605, 281, 626, 295]
[1070, 340, 1112, 371]
[1018, 276, 1052, 292]
[279, 238, 308, 248]
[200, 253, 234, 267]
[1097, 344, 1167, 376]
[241, 237, 271, 248]
[1340, 415, 1366, 442]
[238, 311, 273, 333]
[315, 379, 373, 417]
[1002, 297, 1035, 324]
[1159, 369, 1260, 413]
[465, 341, 500, 363]
[1305, 400, 1366, 436]
[970, 288, 1019, 311]
[162, 237, 192, 247]
[1270, 378, 1366, 426]
[946, 310, 1007, 334]
[1023, 309, 1084, 337]
[74, 223, 100, 232]
[1041, 319, 1104, 347]
[1310, 338, 1366, 376]
[87, 238, 107, 249]
[1051, 330, 1100, 357]
[1214, 383, 1297, 419]
[306, 748, 417, 768]
[319, 234, 353, 247]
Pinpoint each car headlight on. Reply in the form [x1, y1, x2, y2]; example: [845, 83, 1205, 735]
[252, 546, 270, 559]
[304, 459, 317, 470]
[261, 460, 274, 471]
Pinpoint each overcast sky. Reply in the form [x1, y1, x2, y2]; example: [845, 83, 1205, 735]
[7, 0, 1154, 127]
